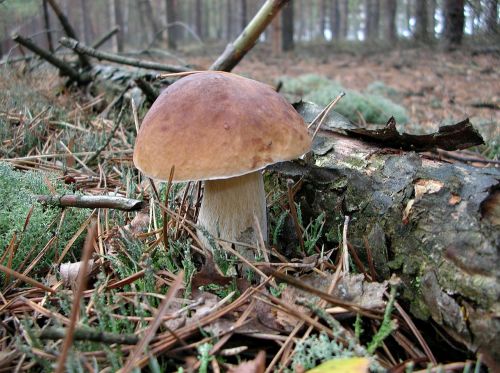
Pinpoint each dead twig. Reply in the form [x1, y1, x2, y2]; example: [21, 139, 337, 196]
[39, 327, 139, 345]
[45, 0, 91, 68]
[59, 37, 190, 73]
[11, 34, 90, 84]
[210, 0, 290, 72]
[36, 195, 144, 211]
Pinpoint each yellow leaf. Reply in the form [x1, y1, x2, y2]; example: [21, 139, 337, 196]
[306, 357, 370, 373]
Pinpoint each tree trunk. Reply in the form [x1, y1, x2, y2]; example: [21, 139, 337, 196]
[240, 0, 247, 32]
[364, 0, 380, 40]
[166, 0, 178, 49]
[282, 0, 294, 51]
[414, 0, 429, 41]
[42, 0, 54, 52]
[338, 0, 349, 39]
[195, 0, 203, 40]
[320, 0, 327, 40]
[443, 0, 465, 49]
[226, 0, 233, 40]
[79, 0, 94, 44]
[144, 0, 162, 43]
[297, 0, 305, 41]
[273, 105, 500, 365]
[485, 0, 498, 35]
[428, 0, 436, 37]
[330, 0, 340, 41]
[405, 0, 412, 34]
[381, 0, 397, 42]
[110, 0, 124, 52]
[272, 12, 281, 53]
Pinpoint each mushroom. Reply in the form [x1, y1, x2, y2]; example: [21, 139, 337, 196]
[133, 71, 311, 254]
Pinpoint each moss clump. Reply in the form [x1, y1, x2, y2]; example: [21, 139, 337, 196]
[0, 162, 88, 281]
[280, 74, 409, 125]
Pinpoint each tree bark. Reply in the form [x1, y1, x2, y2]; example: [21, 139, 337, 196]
[329, 0, 340, 41]
[210, 0, 290, 72]
[381, 0, 397, 42]
[79, 0, 94, 44]
[226, 0, 233, 40]
[405, 0, 412, 34]
[240, 0, 248, 32]
[195, 0, 203, 40]
[443, 0, 465, 49]
[282, 0, 294, 51]
[414, 0, 429, 41]
[113, 0, 125, 52]
[485, 0, 498, 35]
[364, 0, 380, 40]
[42, 0, 54, 52]
[320, 0, 327, 40]
[272, 105, 500, 365]
[166, 0, 178, 49]
[428, 0, 436, 37]
[338, 0, 349, 39]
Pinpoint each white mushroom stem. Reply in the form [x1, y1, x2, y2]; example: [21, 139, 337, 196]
[197, 171, 267, 249]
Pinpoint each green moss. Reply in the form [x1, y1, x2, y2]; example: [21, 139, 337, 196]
[280, 74, 409, 125]
[0, 162, 88, 281]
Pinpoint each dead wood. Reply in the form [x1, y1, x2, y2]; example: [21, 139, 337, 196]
[210, 0, 290, 72]
[45, 0, 91, 69]
[39, 327, 139, 345]
[36, 195, 144, 211]
[59, 37, 190, 73]
[11, 34, 91, 84]
[92, 26, 120, 50]
[269, 122, 500, 363]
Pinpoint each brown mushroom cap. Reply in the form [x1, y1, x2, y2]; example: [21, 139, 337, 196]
[133, 71, 311, 182]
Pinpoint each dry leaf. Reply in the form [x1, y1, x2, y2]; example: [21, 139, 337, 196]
[228, 350, 265, 373]
[306, 357, 370, 373]
[60, 259, 94, 287]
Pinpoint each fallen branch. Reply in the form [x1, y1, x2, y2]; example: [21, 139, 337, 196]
[36, 195, 144, 211]
[135, 77, 160, 104]
[210, 0, 289, 71]
[59, 37, 190, 73]
[45, 0, 91, 69]
[92, 26, 120, 50]
[11, 34, 90, 84]
[39, 327, 139, 345]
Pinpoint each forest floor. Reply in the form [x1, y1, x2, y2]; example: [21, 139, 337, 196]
[0, 44, 498, 372]
[185, 44, 500, 143]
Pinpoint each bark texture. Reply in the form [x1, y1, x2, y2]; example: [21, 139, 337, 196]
[271, 106, 500, 363]
[443, 0, 465, 48]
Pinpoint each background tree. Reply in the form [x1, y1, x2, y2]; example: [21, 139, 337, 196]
[365, 0, 380, 40]
[282, 0, 294, 51]
[339, 0, 349, 39]
[165, 0, 178, 50]
[485, 0, 498, 35]
[414, 0, 429, 41]
[330, 0, 340, 41]
[382, 0, 397, 42]
[443, 0, 465, 49]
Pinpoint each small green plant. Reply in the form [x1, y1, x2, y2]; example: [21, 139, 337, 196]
[367, 285, 398, 354]
[303, 212, 326, 255]
[197, 343, 213, 373]
[290, 333, 356, 371]
[0, 163, 88, 282]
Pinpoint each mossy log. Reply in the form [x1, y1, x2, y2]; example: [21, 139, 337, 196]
[271, 128, 499, 364]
